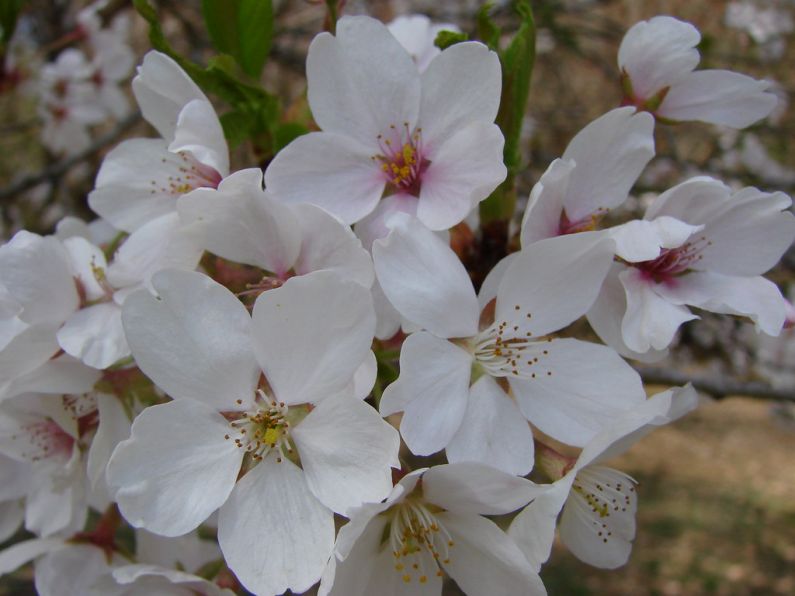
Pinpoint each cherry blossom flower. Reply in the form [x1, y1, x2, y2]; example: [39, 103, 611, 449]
[265, 15, 505, 231]
[320, 463, 547, 596]
[373, 216, 645, 474]
[510, 384, 698, 570]
[588, 177, 795, 354]
[619, 16, 777, 127]
[520, 107, 655, 246]
[108, 269, 398, 595]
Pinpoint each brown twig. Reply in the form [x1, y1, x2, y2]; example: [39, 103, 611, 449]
[636, 366, 795, 403]
[0, 111, 141, 204]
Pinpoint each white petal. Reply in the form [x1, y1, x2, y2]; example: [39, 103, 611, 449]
[446, 377, 535, 476]
[57, 303, 128, 369]
[35, 543, 114, 596]
[307, 16, 420, 146]
[509, 479, 574, 572]
[62, 236, 108, 301]
[86, 393, 131, 493]
[418, 41, 501, 146]
[318, 515, 386, 596]
[496, 232, 615, 337]
[660, 70, 777, 128]
[0, 231, 78, 325]
[109, 564, 230, 595]
[0, 500, 23, 544]
[178, 169, 302, 276]
[132, 50, 209, 142]
[293, 391, 399, 515]
[586, 264, 669, 362]
[251, 272, 375, 405]
[380, 331, 471, 455]
[559, 466, 638, 569]
[292, 203, 374, 288]
[0, 324, 61, 397]
[121, 269, 260, 408]
[618, 16, 700, 99]
[354, 192, 419, 252]
[619, 268, 698, 352]
[264, 131, 385, 225]
[644, 176, 730, 222]
[561, 108, 655, 222]
[438, 512, 547, 596]
[168, 98, 229, 176]
[510, 338, 645, 447]
[477, 253, 518, 312]
[105, 213, 203, 290]
[416, 121, 506, 230]
[0, 538, 64, 575]
[218, 457, 334, 596]
[373, 216, 479, 338]
[107, 400, 243, 536]
[608, 216, 703, 262]
[2, 355, 100, 399]
[88, 138, 186, 232]
[350, 350, 378, 400]
[423, 461, 545, 516]
[519, 158, 574, 247]
[660, 272, 786, 336]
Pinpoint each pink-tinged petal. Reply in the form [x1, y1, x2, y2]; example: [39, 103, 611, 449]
[168, 99, 229, 176]
[251, 272, 375, 405]
[608, 216, 703, 262]
[0, 231, 78, 325]
[264, 131, 385, 225]
[307, 16, 420, 146]
[373, 216, 479, 338]
[107, 400, 243, 536]
[57, 303, 128, 369]
[520, 158, 574, 247]
[619, 268, 698, 353]
[380, 332, 471, 455]
[659, 70, 777, 128]
[0, 538, 64, 575]
[697, 190, 795, 276]
[496, 232, 615, 337]
[354, 193, 418, 252]
[121, 270, 259, 408]
[510, 338, 645, 447]
[509, 479, 574, 572]
[559, 466, 638, 569]
[418, 42, 501, 146]
[438, 512, 547, 596]
[132, 51, 209, 142]
[106, 213, 203, 290]
[178, 169, 302, 276]
[89, 138, 215, 233]
[218, 457, 334, 596]
[586, 265, 669, 362]
[292, 203, 374, 288]
[417, 121, 506, 230]
[659, 272, 787, 336]
[446, 377, 535, 476]
[86, 394, 130, 493]
[423, 461, 545, 516]
[618, 16, 700, 99]
[561, 108, 655, 222]
[293, 391, 399, 515]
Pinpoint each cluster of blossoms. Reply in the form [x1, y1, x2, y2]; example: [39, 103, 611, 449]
[0, 10, 792, 596]
[37, 4, 134, 155]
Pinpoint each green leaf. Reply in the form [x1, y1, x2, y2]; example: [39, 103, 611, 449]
[202, 0, 273, 78]
[0, 0, 26, 46]
[476, 2, 501, 51]
[434, 29, 469, 50]
[273, 122, 309, 153]
[220, 110, 256, 148]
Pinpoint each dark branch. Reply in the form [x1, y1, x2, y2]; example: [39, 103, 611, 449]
[636, 367, 795, 403]
[0, 111, 141, 203]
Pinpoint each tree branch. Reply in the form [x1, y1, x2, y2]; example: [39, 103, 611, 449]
[0, 111, 142, 204]
[636, 366, 795, 403]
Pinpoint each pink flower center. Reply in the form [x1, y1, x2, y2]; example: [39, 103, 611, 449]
[558, 208, 606, 235]
[153, 151, 222, 196]
[14, 419, 74, 462]
[632, 235, 710, 283]
[373, 123, 428, 197]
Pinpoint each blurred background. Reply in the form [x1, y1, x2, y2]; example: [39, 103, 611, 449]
[1, 1, 794, 594]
